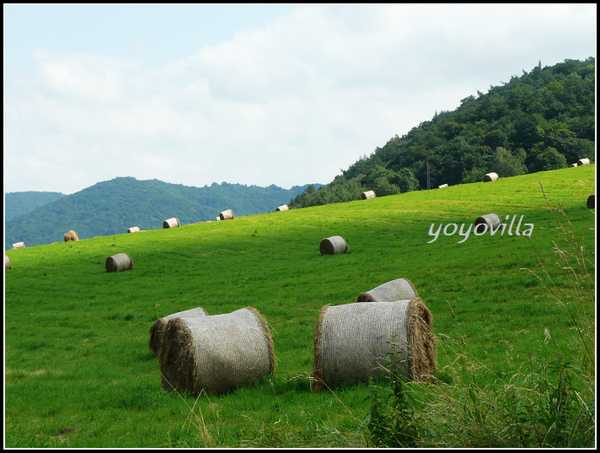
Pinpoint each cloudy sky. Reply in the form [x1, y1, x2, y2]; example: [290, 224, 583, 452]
[3, 3, 596, 195]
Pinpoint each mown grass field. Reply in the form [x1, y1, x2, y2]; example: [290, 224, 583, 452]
[4, 165, 595, 448]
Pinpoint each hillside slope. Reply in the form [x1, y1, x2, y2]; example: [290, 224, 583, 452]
[4, 191, 65, 221]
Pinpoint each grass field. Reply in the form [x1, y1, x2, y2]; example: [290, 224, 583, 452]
[4, 165, 595, 448]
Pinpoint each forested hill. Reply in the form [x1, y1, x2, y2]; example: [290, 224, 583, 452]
[4, 191, 66, 221]
[5, 177, 316, 249]
[290, 57, 595, 208]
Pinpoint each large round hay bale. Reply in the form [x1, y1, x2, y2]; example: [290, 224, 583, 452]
[276, 204, 289, 211]
[63, 230, 79, 242]
[12, 242, 25, 249]
[163, 217, 180, 229]
[483, 172, 499, 182]
[438, 183, 449, 189]
[587, 194, 595, 209]
[357, 278, 419, 302]
[577, 158, 591, 166]
[361, 190, 376, 200]
[127, 226, 141, 233]
[219, 209, 235, 220]
[475, 213, 501, 230]
[105, 253, 134, 272]
[5, 255, 11, 269]
[311, 298, 435, 392]
[319, 236, 349, 255]
[149, 307, 209, 356]
[159, 307, 275, 395]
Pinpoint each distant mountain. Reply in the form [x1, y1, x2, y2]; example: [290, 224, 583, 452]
[4, 191, 66, 221]
[4, 177, 320, 249]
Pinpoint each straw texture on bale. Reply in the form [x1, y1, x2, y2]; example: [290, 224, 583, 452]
[587, 194, 595, 209]
[5, 255, 11, 269]
[577, 158, 591, 166]
[438, 183, 449, 189]
[105, 253, 134, 272]
[149, 307, 209, 356]
[311, 298, 436, 392]
[219, 209, 235, 220]
[159, 307, 275, 395]
[276, 204, 289, 211]
[12, 242, 25, 249]
[475, 213, 501, 230]
[319, 236, 349, 255]
[357, 278, 419, 302]
[483, 172, 499, 182]
[127, 226, 141, 233]
[63, 230, 79, 242]
[361, 190, 376, 200]
[163, 217, 180, 229]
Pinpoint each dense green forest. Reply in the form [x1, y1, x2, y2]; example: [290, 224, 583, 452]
[5, 177, 316, 249]
[4, 191, 65, 221]
[290, 58, 595, 208]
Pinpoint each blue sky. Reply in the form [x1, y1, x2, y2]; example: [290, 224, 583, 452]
[3, 3, 596, 195]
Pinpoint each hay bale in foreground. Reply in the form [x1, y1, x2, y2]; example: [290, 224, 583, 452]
[219, 209, 235, 220]
[163, 217, 180, 229]
[483, 172, 499, 182]
[577, 158, 591, 166]
[475, 213, 501, 230]
[159, 307, 275, 395]
[105, 253, 134, 273]
[63, 230, 79, 242]
[311, 298, 436, 392]
[587, 194, 595, 209]
[127, 226, 141, 233]
[12, 242, 25, 249]
[319, 236, 349, 255]
[361, 190, 376, 200]
[149, 307, 209, 356]
[357, 278, 419, 302]
[5, 255, 11, 269]
[276, 204, 289, 211]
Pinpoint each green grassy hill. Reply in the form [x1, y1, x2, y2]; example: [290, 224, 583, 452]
[4, 166, 595, 448]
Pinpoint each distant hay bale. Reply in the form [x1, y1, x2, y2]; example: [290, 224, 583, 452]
[577, 158, 591, 166]
[357, 278, 419, 302]
[483, 172, 499, 182]
[5, 255, 11, 269]
[219, 209, 235, 220]
[163, 218, 180, 229]
[149, 307, 209, 356]
[159, 307, 275, 395]
[12, 242, 25, 249]
[276, 204, 289, 211]
[63, 230, 79, 242]
[319, 236, 349, 255]
[105, 253, 134, 273]
[361, 190, 376, 200]
[587, 194, 595, 209]
[127, 226, 141, 233]
[475, 213, 501, 230]
[438, 183, 449, 189]
[571, 163, 578, 167]
[311, 298, 436, 392]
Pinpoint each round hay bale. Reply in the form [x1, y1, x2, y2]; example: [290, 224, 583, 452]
[438, 183, 449, 189]
[357, 278, 419, 302]
[483, 172, 499, 182]
[5, 255, 11, 269]
[12, 242, 25, 249]
[219, 209, 235, 220]
[149, 307, 209, 356]
[319, 236, 349, 255]
[63, 230, 79, 242]
[587, 194, 595, 209]
[105, 253, 134, 273]
[475, 213, 501, 230]
[276, 204, 289, 212]
[577, 158, 591, 166]
[159, 307, 275, 395]
[127, 226, 141, 233]
[361, 190, 376, 200]
[311, 298, 436, 392]
[163, 217, 180, 229]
